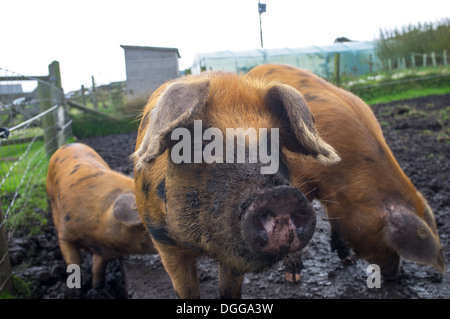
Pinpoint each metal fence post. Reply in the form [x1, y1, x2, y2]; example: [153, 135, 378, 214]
[0, 199, 13, 295]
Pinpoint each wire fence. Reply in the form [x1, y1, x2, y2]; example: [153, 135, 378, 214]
[0, 67, 71, 294]
[0, 67, 72, 230]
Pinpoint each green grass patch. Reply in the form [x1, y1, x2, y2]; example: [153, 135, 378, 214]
[70, 113, 139, 138]
[365, 86, 450, 105]
[342, 67, 450, 105]
[0, 275, 33, 299]
[1, 139, 49, 234]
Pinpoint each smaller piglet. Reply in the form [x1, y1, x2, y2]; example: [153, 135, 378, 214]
[46, 143, 154, 287]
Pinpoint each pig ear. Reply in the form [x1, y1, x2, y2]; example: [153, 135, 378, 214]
[384, 208, 446, 273]
[112, 194, 143, 227]
[134, 79, 210, 165]
[265, 84, 340, 165]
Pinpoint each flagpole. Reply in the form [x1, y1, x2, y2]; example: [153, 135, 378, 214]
[258, 1, 266, 49]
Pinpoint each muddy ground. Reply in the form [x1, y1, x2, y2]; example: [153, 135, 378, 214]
[8, 93, 450, 299]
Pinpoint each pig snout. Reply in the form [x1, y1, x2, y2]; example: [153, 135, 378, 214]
[243, 186, 316, 256]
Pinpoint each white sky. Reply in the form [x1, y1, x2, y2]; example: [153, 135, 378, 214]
[1, 0, 448, 92]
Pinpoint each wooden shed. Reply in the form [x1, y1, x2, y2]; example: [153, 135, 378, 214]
[121, 45, 180, 98]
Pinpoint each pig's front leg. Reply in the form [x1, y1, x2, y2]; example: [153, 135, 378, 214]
[154, 241, 200, 299]
[58, 239, 81, 267]
[283, 251, 304, 283]
[218, 263, 244, 299]
[330, 224, 355, 265]
[92, 254, 108, 288]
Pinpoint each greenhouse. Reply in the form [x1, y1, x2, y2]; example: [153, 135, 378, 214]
[191, 41, 381, 79]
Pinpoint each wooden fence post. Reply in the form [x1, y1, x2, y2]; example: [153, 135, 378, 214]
[368, 54, 374, 73]
[431, 52, 437, 67]
[81, 85, 86, 106]
[48, 60, 62, 92]
[334, 53, 340, 86]
[0, 199, 13, 295]
[423, 53, 427, 67]
[40, 60, 67, 152]
[38, 81, 58, 156]
[411, 53, 416, 68]
[91, 76, 98, 110]
[57, 105, 66, 147]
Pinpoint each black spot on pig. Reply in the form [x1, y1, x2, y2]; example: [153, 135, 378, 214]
[142, 180, 151, 200]
[187, 190, 201, 208]
[266, 68, 276, 75]
[304, 93, 319, 102]
[62, 143, 73, 150]
[144, 216, 176, 246]
[157, 179, 166, 201]
[69, 164, 82, 175]
[76, 172, 104, 184]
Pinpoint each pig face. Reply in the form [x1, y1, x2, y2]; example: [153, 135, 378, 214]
[134, 72, 340, 273]
[163, 149, 317, 272]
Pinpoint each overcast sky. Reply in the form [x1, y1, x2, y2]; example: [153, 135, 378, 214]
[1, 0, 448, 92]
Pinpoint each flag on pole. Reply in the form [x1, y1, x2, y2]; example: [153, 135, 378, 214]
[258, 3, 266, 14]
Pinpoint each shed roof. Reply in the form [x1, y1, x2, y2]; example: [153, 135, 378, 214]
[120, 45, 181, 58]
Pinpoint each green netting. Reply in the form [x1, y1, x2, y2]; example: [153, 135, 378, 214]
[192, 41, 381, 78]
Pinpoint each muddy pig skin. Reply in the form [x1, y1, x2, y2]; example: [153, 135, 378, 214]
[46, 143, 154, 287]
[132, 71, 340, 298]
[247, 64, 446, 281]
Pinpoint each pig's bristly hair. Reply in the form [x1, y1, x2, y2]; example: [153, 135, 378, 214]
[132, 71, 341, 169]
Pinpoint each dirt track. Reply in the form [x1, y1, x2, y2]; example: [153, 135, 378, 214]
[8, 93, 449, 299]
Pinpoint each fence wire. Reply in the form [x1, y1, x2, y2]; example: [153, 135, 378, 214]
[0, 67, 71, 232]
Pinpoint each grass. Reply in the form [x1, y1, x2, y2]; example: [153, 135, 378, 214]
[0, 275, 33, 299]
[365, 86, 450, 105]
[341, 66, 450, 105]
[69, 113, 139, 138]
[1, 139, 51, 234]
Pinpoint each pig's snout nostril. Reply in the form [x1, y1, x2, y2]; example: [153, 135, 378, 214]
[243, 186, 316, 256]
[290, 212, 305, 228]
